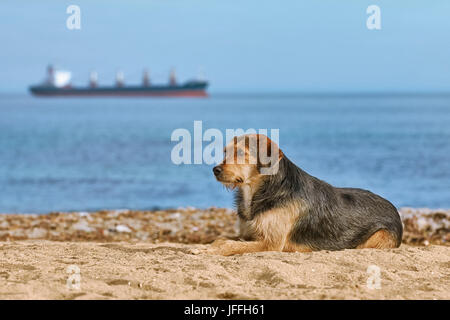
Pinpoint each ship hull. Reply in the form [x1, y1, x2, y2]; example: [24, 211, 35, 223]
[29, 82, 208, 97]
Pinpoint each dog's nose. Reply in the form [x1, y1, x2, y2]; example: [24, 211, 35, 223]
[213, 166, 222, 176]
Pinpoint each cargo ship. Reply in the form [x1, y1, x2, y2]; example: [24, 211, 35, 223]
[29, 65, 208, 97]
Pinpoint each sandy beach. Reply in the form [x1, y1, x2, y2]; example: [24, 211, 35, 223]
[0, 241, 448, 300]
[0, 207, 448, 300]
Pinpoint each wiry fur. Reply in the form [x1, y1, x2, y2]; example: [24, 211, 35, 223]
[211, 134, 403, 255]
[238, 156, 402, 250]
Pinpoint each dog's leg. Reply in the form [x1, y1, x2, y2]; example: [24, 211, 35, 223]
[356, 229, 398, 249]
[208, 206, 304, 255]
[282, 242, 313, 253]
[207, 239, 276, 256]
[237, 218, 255, 241]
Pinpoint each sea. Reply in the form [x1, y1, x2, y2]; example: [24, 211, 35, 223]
[0, 93, 449, 213]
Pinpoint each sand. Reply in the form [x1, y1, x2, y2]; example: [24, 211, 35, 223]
[0, 241, 448, 300]
[0, 207, 448, 299]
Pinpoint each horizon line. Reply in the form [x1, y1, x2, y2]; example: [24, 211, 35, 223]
[2, 90, 450, 98]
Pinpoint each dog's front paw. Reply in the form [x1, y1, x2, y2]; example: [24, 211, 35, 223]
[211, 238, 229, 248]
[187, 241, 226, 255]
[209, 239, 241, 256]
[189, 239, 242, 256]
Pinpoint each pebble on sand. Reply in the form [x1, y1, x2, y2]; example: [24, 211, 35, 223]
[0, 207, 447, 246]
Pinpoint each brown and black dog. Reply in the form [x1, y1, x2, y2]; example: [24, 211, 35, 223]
[209, 134, 403, 256]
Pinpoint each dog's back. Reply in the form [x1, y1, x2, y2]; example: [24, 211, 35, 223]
[288, 166, 403, 250]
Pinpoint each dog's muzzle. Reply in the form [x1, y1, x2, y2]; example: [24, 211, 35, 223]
[213, 166, 222, 177]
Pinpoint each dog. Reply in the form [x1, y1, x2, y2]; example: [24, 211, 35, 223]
[210, 133, 403, 256]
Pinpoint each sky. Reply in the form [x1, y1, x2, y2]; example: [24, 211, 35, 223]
[1, 0, 450, 93]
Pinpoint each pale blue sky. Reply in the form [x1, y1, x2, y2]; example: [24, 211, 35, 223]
[1, 0, 450, 93]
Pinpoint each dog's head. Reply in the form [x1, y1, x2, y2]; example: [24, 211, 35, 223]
[213, 134, 283, 189]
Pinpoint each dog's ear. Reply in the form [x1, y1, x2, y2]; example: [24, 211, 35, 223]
[254, 134, 283, 174]
[257, 134, 283, 161]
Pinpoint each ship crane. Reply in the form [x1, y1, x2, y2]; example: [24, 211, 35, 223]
[169, 68, 177, 86]
[116, 70, 124, 87]
[143, 69, 151, 87]
[89, 71, 98, 88]
[46, 65, 54, 85]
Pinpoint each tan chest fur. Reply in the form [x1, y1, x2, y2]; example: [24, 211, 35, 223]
[239, 200, 308, 250]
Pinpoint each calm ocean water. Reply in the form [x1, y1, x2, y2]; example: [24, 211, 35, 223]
[0, 94, 449, 213]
